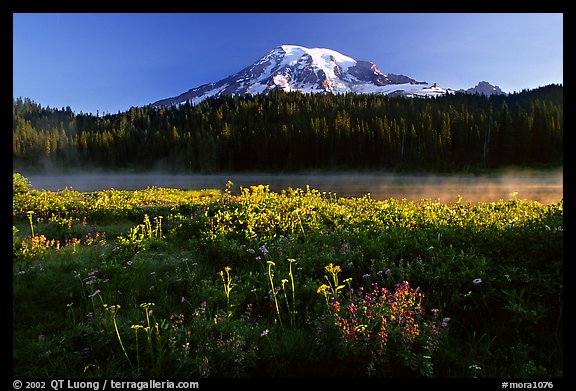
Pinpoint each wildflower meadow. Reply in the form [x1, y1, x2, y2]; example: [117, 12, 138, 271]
[12, 173, 563, 378]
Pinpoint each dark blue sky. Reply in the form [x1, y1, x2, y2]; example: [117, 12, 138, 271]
[13, 13, 563, 115]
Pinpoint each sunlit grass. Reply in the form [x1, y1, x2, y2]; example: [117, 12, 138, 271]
[12, 173, 563, 378]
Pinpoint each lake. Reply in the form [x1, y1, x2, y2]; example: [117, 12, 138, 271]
[21, 170, 563, 204]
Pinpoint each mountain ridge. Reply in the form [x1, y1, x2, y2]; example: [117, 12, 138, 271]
[151, 45, 506, 108]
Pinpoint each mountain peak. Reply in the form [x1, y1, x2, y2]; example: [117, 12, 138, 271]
[278, 45, 357, 66]
[151, 45, 451, 108]
[465, 81, 505, 96]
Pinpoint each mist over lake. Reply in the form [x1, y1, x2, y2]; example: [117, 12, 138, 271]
[20, 169, 563, 204]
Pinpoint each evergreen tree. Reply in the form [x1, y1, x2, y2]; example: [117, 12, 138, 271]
[12, 85, 563, 173]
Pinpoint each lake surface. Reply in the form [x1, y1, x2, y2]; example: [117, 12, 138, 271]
[21, 170, 563, 204]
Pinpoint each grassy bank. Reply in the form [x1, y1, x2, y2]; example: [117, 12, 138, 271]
[12, 173, 563, 378]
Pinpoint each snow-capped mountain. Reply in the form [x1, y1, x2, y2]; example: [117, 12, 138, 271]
[151, 45, 453, 107]
[464, 81, 505, 96]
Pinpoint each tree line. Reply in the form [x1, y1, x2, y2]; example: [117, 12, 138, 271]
[13, 84, 563, 173]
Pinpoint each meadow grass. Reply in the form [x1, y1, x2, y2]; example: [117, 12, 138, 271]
[12, 174, 563, 378]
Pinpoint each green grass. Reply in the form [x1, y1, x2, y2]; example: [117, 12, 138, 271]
[12, 174, 563, 378]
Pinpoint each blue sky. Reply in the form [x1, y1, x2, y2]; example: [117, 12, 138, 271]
[13, 13, 563, 115]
